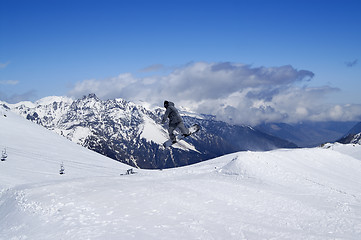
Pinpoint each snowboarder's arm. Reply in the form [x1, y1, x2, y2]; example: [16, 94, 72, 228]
[161, 108, 170, 124]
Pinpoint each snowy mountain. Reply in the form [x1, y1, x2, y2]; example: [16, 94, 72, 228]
[336, 122, 361, 145]
[1, 101, 361, 239]
[337, 132, 361, 145]
[2, 94, 296, 169]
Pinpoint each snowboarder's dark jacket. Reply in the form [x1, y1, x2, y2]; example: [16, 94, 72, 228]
[162, 101, 183, 125]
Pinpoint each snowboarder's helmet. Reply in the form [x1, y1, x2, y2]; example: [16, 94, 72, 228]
[164, 100, 169, 108]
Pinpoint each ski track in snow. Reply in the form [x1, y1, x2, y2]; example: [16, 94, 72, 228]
[1, 107, 361, 239]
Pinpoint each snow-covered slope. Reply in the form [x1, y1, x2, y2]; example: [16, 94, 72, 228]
[1, 105, 361, 239]
[322, 142, 361, 161]
[0, 105, 130, 186]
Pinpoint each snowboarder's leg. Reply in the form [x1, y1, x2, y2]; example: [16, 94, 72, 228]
[168, 124, 177, 143]
[177, 122, 190, 136]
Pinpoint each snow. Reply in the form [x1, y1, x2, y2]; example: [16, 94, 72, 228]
[322, 142, 361, 161]
[132, 100, 158, 111]
[172, 139, 199, 152]
[35, 96, 74, 106]
[6, 100, 36, 109]
[0, 108, 129, 186]
[139, 115, 168, 144]
[1, 106, 361, 239]
[69, 126, 93, 144]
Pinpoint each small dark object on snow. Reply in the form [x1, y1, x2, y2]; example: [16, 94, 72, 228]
[1, 149, 7, 161]
[120, 168, 136, 176]
[59, 162, 65, 175]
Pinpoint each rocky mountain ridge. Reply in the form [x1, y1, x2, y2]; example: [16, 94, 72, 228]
[337, 132, 361, 145]
[2, 94, 296, 169]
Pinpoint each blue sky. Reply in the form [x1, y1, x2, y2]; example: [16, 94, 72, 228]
[1, 0, 360, 124]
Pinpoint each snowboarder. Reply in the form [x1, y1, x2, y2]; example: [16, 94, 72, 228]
[161, 100, 190, 144]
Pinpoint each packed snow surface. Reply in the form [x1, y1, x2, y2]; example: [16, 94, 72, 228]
[1, 108, 361, 239]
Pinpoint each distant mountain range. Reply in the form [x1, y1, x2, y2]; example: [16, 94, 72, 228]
[2, 94, 359, 168]
[255, 121, 359, 147]
[1, 94, 296, 169]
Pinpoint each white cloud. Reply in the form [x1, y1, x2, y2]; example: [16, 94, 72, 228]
[0, 90, 37, 104]
[0, 62, 10, 69]
[0, 80, 19, 85]
[68, 62, 361, 125]
[139, 64, 165, 72]
[69, 73, 137, 100]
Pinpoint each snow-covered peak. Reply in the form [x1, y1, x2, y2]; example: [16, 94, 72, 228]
[35, 96, 73, 105]
[351, 132, 361, 144]
[132, 99, 159, 111]
[1, 96, 74, 116]
[7, 100, 36, 109]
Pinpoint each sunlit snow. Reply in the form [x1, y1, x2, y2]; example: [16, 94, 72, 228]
[1, 106, 361, 239]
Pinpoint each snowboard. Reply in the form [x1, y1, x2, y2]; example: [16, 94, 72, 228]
[163, 124, 200, 148]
